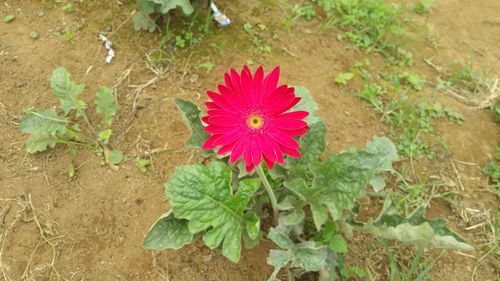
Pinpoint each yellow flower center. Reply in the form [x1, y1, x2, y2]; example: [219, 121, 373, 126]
[247, 115, 264, 129]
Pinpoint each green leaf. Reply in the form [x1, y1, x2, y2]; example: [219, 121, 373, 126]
[26, 132, 58, 154]
[366, 208, 474, 251]
[268, 227, 293, 249]
[3, 15, 15, 23]
[19, 109, 69, 153]
[285, 137, 397, 230]
[329, 235, 348, 253]
[165, 162, 260, 262]
[138, 0, 155, 14]
[96, 87, 117, 126]
[133, 13, 157, 32]
[267, 228, 328, 279]
[98, 129, 113, 142]
[287, 121, 326, 170]
[175, 99, 209, 149]
[293, 86, 321, 125]
[245, 212, 260, 240]
[108, 149, 124, 165]
[19, 108, 68, 136]
[50, 67, 87, 117]
[143, 210, 193, 250]
[335, 72, 355, 85]
[279, 208, 305, 226]
[151, 0, 194, 14]
[370, 175, 386, 192]
[136, 158, 150, 173]
[292, 242, 328, 271]
[365, 136, 398, 172]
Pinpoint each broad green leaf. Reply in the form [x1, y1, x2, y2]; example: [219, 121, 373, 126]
[366, 208, 474, 251]
[279, 208, 305, 226]
[287, 121, 326, 171]
[143, 210, 193, 250]
[292, 242, 328, 271]
[245, 212, 260, 240]
[95, 87, 117, 126]
[329, 235, 348, 253]
[19, 109, 68, 153]
[136, 158, 150, 173]
[108, 149, 124, 164]
[165, 162, 260, 262]
[175, 99, 209, 149]
[293, 86, 321, 125]
[285, 138, 397, 230]
[151, 0, 194, 14]
[133, 13, 156, 33]
[138, 0, 155, 13]
[19, 108, 68, 136]
[26, 132, 58, 153]
[365, 136, 398, 172]
[50, 67, 87, 117]
[370, 175, 386, 192]
[268, 227, 293, 249]
[267, 229, 328, 281]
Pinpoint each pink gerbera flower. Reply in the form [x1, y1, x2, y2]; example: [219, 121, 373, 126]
[201, 65, 309, 172]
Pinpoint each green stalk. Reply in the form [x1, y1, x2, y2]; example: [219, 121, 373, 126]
[256, 165, 279, 225]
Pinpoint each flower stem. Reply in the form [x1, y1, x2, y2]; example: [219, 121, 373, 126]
[256, 165, 279, 225]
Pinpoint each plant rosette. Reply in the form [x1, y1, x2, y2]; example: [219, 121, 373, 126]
[144, 66, 473, 280]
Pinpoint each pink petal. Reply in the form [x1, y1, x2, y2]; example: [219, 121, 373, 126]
[207, 91, 237, 112]
[230, 137, 246, 163]
[286, 127, 309, 136]
[218, 85, 244, 107]
[217, 143, 234, 155]
[280, 145, 301, 158]
[269, 138, 284, 164]
[263, 155, 275, 170]
[251, 136, 262, 166]
[230, 68, 243, 93]
[275, 111, 309, 120]
[271, 119, 308, 130]
[224, 72, 234, 90]
[208, 116, 241, 127]
[213, 130, 243, 146]
[202, 135, 221, 149]
[243, 138, 253, 167]
[269, 130, 300, 149]
[246, 163, 255, 173]
[275, 97, 301, 114]
[205, 125, 239, 134]
[263, 67, 280, 98]
[201, 116, 210, 124]
[260, 135, 277, 162]
[206, 102, 221, 110]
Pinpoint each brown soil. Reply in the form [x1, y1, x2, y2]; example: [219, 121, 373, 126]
[0, 1, 498, 281]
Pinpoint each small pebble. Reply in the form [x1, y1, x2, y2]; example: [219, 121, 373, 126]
[37, 11, 45, 17]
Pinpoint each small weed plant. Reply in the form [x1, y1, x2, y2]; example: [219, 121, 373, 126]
[144, 66, 473, 280]
[19, 68, 122, 165]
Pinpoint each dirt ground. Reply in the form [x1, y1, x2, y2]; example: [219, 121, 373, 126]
[0, 0, 498, 280]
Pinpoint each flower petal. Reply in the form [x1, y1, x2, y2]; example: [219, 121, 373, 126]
[275, 111, 309, 120]
[269, 130, 300, 149]
[263, 155, 275, 170]
[202, 135, 221, 149]
[280, 145, 301, 158]
[251, 136, 262, 166]
[208, 116, 241, 127]
[263, 66, 280, 98]
[230, 137, 246, 163]
[271, 119, 308, 130]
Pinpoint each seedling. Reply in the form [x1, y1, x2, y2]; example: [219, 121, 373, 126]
[19, 67, 120, 166]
